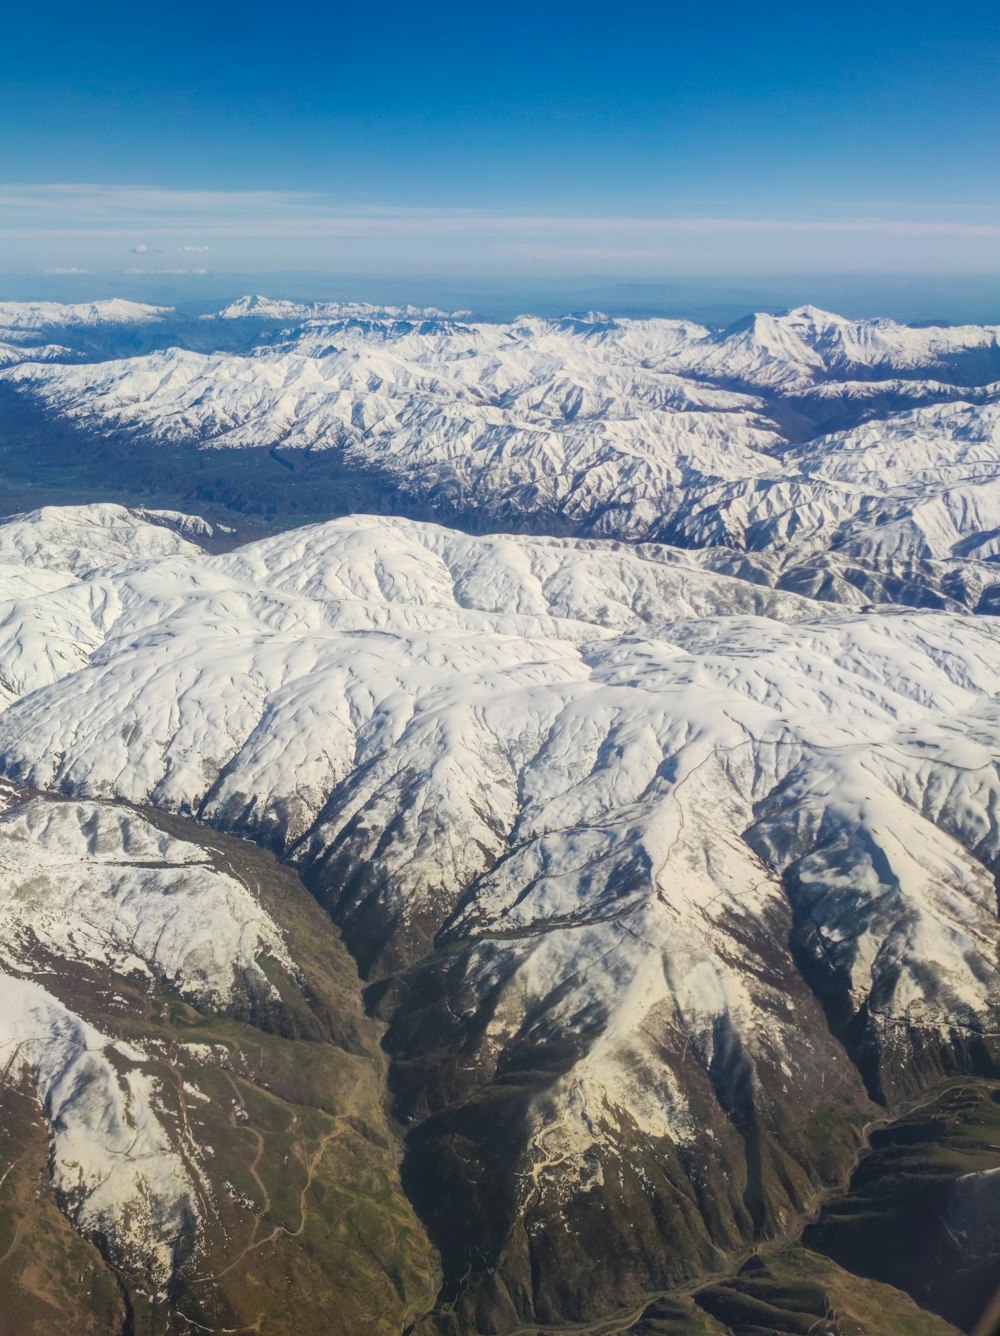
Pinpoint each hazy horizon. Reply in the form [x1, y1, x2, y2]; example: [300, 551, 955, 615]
[6, 268, 1000, 328]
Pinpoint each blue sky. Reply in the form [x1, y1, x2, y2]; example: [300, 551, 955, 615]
[2, 0, 1000, 291]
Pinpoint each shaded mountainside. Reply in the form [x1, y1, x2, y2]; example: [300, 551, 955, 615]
[804, 1084, 1000, 1333]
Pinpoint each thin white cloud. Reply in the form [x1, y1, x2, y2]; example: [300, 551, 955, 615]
[42, 266, 90, 274]
[4, 183, 1000, 275]
[0, 183, 997, 241]
[124, 266, 208, 274]
[497, 244, 674, 263]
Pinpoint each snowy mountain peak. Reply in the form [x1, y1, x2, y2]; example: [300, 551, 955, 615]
[205, 294, 309, 320]
[0, 298, 173, 332]
[783, 303, 846, 325]
[205, 293, 459, 323]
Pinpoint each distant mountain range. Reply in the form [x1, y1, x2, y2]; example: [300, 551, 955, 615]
[4, 297, 1000, 614]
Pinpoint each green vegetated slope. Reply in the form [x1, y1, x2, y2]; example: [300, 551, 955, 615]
[631, 1247, 963, 1335]
[0, 1078, 127, 1333]
[804, 1084, 1000, 1332]
[0, 805, 440, 1336]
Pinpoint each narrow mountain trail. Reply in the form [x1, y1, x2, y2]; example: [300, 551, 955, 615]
[198, 1067, 350, 1285]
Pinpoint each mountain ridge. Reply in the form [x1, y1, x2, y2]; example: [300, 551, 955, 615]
[1, 297, 1000, 1329]
[0, 501, 995, 1327]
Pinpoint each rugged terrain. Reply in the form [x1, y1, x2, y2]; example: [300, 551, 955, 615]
[0, 299, 998, 1332]
[0, 780, 438, 1334]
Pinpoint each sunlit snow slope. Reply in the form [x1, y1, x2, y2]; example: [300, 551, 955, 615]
[0, 501, 997, 1329]
[6, 300, 1000, 616]
[3, 297, 1000, 1330]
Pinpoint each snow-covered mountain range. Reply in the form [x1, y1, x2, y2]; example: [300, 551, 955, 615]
[0, 497, 995, 1331]
[1, 298, 999, 1333]
[5, 298, 1000, 614]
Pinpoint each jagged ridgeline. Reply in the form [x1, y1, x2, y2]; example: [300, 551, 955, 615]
[5, 296, 1000, 614]
[0, 300, 997, 1333]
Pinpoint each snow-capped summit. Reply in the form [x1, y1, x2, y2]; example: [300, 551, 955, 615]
[0, 298, 173, 333]
[204, 293, 457, 322]
[203, 294, 320, 322]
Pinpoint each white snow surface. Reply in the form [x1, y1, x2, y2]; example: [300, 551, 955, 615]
[134, 507, 215, 538]
[0, 972, 196, 1285]
[0, 327, 778, 544]
[654, 305, 1000, 387]
[0, 502, 203, 577]
[0, 339, 77, 367]
[204, 294, 456, 322]
[0, 299, 172, 334]
[0, 504, 998, 1205]
[0, 780, 294, 1283]
[0, 795, 293, 1005]
[8, 303, 1000, 610]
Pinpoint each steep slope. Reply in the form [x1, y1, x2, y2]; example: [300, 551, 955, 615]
[804, 1084, 1000, 1331]
[0, 505, 997, 1328]
[0, 780, 439, 1334]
